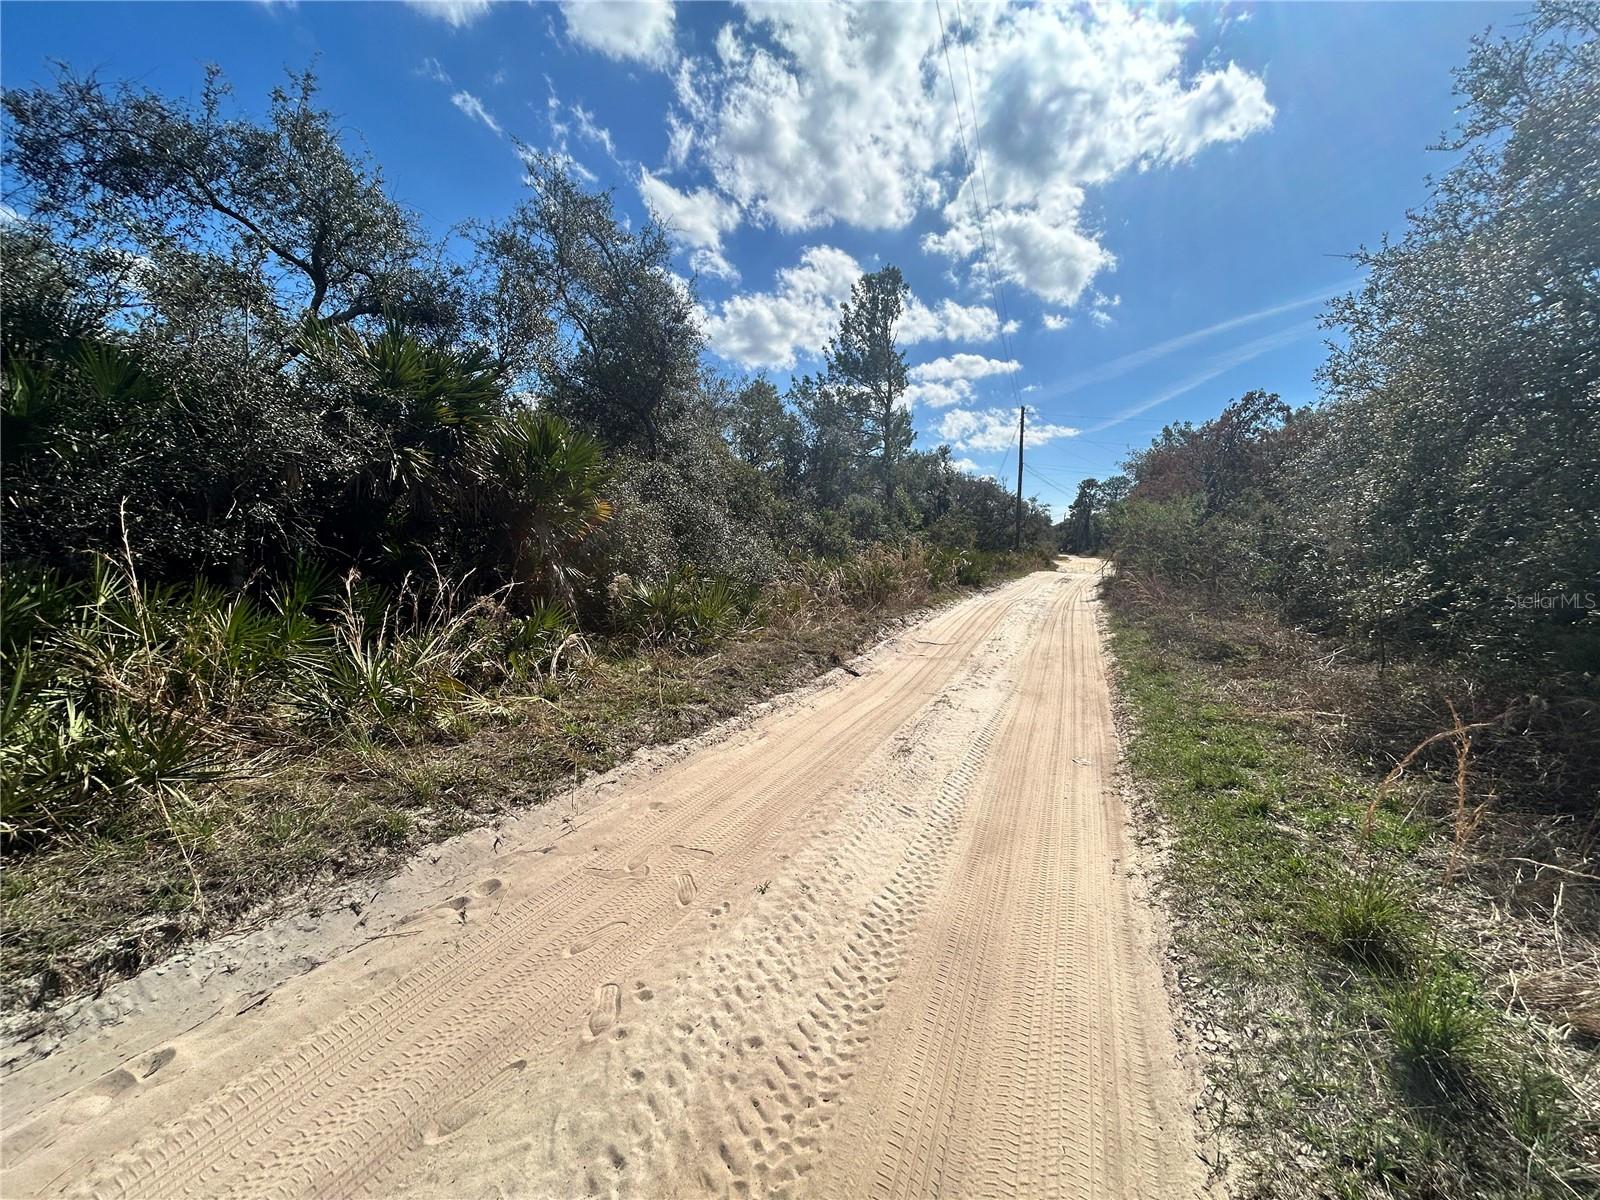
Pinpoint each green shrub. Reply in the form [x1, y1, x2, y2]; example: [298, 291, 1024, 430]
[620, 570, 754, 651]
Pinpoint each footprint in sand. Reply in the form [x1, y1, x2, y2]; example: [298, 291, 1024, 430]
[674, 872, 698, 906]
[61, 1068, 138, 1125]
[587, 983, 623, 1039]
[420, 1102, 480, 1146]
[141, 1046, 177, 1078]
[567, 921, 629, 957]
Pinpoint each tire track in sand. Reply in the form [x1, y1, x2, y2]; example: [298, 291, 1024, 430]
[4, 565, 1198, 1200]
[816, 568, 1192, 1200]
[10, 577, 1037, 1200]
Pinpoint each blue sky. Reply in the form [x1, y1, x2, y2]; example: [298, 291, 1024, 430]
[1, 1, 1511, 514]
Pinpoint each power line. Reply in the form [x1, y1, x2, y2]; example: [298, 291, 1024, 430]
[933, 0, 1026, 436]
[1014, 403, 1025, 549]
[1026, 463, 1078, 494]
[953, 0, 1014, 340]
[933, 0, 1005, 347]
[993, 418, 1019, 489]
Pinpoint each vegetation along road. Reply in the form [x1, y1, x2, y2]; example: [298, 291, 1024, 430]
[1, 560, 1199, 1199]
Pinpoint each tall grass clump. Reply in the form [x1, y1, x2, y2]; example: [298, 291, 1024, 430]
[1384, 969, 1486, 1094]
[1303, 871, 1416, 970]
[3, 562, 241, 849]
[618, 569, 756, 651]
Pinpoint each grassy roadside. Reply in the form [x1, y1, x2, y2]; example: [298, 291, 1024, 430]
[1108, 604, 1599, 1199]
[2, 551, 1046, 1013]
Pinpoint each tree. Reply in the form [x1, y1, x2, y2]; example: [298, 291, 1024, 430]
[1307, 0, 1600, 667]
[1123, 392, 1293, 516]
[825, 267, 913, 516]
[791, 372, 864, 514]
[724, 376, 803, 481]
[1063, 479, 1102, 554]
[470, 155, 702, 454]
[3, 68, 452, 357]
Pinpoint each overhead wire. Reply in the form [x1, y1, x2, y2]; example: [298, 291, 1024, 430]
[934, 0, 1027, 442]
[953, 0, 1015, 341]
[1026, 463, 1077, 494]
[995, 419, 1020, 488]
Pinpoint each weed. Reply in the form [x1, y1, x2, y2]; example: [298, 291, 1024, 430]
[620, 570, 755, 650]
[1508, 1064, 1571, 1151]
[358, 805, 415, 847]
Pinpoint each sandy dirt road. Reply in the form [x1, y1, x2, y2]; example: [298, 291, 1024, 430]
[2, 562, 1199, 1199]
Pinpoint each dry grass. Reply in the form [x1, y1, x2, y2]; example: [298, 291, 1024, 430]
[1123, 594, 1600, 938]
[1509, 964, 1600, 1042]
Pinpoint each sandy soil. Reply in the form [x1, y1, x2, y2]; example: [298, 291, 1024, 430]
[1, 562, 1200, 1199]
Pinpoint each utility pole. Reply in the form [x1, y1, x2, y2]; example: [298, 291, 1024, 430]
[1014, 404, 1025, 551]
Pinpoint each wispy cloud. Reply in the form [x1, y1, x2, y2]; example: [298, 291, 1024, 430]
[451, 91, 502, 136]
[1084, 319, 1321, 434]
[571, 104, 616, 160]
[406, 0, 493, 29]
[1045, 284, 1344, 400]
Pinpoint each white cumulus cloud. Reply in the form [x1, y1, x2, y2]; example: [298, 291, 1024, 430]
[901, 297, 1007, 344]
[910, 354, 1020, 383]
[638, 169, 742, 281]
[701, 246, 1007, 369]
[665, 2, 1272, 310]
[700, 245, 862, 368]
[902, 380, 969, 409]
[561, 1, 677, 68]
[936, 407, 1079, 452]
[904, 354, 1020, 409]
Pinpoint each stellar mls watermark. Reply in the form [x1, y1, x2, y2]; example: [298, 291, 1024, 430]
[1505, 590, 1597, 610]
